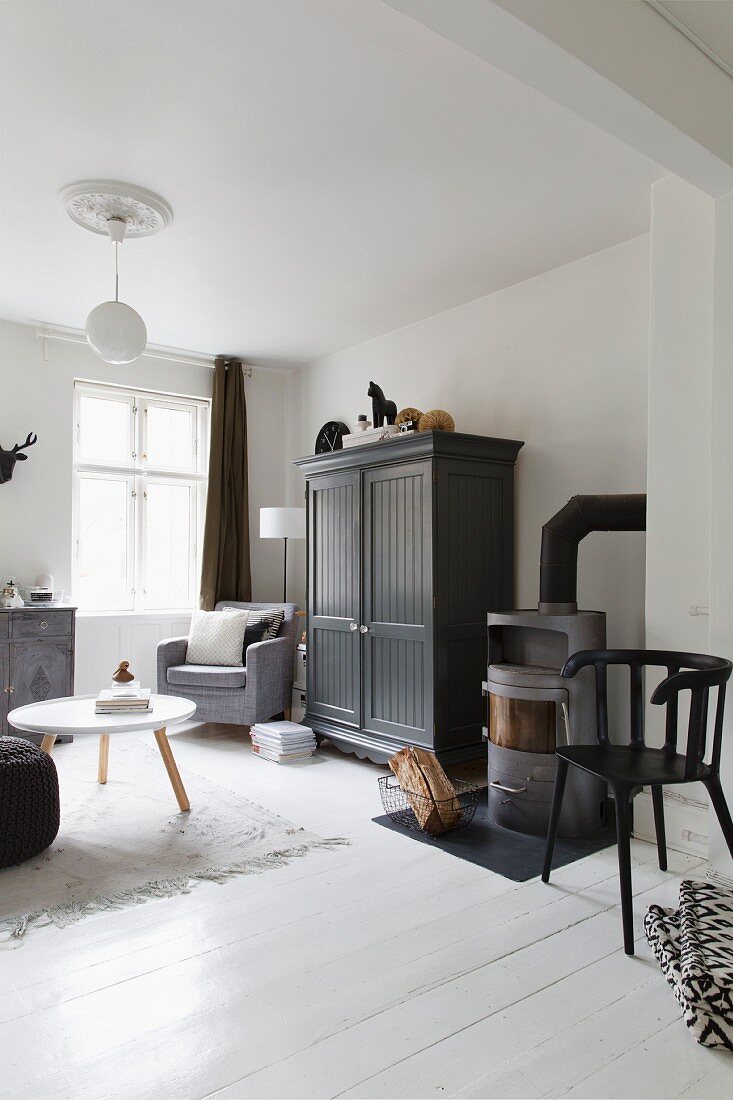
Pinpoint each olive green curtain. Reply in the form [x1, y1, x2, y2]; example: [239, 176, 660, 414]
[199, 357, 252, 609]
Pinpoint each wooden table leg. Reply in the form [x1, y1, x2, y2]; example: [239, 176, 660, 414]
[98, 734, 110, 784]
[153, 727, 190, 812]
[40, 734, 56, 754]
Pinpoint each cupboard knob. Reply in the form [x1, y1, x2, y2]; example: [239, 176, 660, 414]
[359, 625, 369, 634]
[349, 622, 358, 632]
[40, 621, 48, 630]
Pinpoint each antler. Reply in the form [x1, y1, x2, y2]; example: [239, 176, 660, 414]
[13, 432, 37, 454]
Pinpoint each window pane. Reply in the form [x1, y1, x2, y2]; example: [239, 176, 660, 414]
[145, 404, 196, 470]
[77, 477, 131, 610]
[78, 394, 132, 466]
[145, 482, 193, 608]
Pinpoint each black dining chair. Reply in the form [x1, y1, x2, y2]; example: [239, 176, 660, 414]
[542, 649, 733, 955]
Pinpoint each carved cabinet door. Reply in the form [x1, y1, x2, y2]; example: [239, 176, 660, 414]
[361, 459, 433, 747]
[11, 643, 71, 709]
[307, 469, 362, 730]
[0, 648, 9, 734]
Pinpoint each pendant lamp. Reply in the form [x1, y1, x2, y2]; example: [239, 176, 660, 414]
[59, 181, 173, 365]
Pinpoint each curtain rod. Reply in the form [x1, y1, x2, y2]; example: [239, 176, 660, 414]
[35, 324, 253, 376]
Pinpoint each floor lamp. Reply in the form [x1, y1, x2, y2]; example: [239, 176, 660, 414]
[260, 507, 306, 602]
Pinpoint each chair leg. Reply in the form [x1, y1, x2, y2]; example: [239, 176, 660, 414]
[542, 757, 569, 883]
[705, 774, 733, 858]
[651, 785, 667, 872]
[613, 783, 635, 956]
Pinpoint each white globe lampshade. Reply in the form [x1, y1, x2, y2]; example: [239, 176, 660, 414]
[85, 300, 147, 364]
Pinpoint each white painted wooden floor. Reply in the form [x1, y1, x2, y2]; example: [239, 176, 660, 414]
[1, 723, 730, 1100]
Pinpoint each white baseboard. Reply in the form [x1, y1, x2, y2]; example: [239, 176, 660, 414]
[633, 787, 709, 859]
[706, 864, 733, 888]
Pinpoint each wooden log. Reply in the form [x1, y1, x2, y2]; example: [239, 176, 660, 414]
[388, 746, 461, 834]
[411, 746, 462, 830]
[389, 747, 443, 832]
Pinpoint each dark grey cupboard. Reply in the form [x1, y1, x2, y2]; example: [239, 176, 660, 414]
[0, 607, 76, 741]
[295, 431, 523, 764]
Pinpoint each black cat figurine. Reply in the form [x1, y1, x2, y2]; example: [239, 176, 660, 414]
[368, 381, 398, 428]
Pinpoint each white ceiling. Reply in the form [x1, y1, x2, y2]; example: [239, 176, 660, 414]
[0, 0, 665, 367]
[653, 2, 733, 75]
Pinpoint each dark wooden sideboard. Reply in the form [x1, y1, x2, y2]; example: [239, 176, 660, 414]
[0, 606, 76, 740]
[295, 430, 524, 764]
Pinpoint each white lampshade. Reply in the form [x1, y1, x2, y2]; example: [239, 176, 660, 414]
[85, 300, 147, 364]
[260, 507, 305, 540]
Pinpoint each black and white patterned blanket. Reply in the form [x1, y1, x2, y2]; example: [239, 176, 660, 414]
[645, 880, 733, 1050]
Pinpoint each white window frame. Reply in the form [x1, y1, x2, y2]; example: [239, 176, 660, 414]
[72, 380, 210, 612]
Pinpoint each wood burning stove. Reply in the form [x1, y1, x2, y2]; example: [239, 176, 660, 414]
[484, 609, 606, 836]
[483, 494, 647, 838]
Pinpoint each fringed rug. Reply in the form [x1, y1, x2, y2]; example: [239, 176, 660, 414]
[0, 737, 346, 945]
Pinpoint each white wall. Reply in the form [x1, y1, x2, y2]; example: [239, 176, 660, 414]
[636, 177, 715, 857]
[0, 319, 289, 690]
[645, 177, 713, 664]
[0, 319, 288, 603]
[709, 190, 733, 880]
[287, 236, 650, 655]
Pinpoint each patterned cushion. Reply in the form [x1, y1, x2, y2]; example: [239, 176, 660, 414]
[167, 664, 246, 689]
[645, 880, 733, 1049]
[185, 609, 249, 667]
[224, 607, 285, 659]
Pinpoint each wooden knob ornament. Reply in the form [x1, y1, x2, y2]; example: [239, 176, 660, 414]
[395, 407, 423, 428]
[418, 409, 455, 433]
[112, 660, 135, 683]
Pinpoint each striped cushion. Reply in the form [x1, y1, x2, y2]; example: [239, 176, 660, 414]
[224, 607, 285, 660]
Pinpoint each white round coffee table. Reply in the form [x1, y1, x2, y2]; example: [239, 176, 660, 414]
[7, 694, 196, 812]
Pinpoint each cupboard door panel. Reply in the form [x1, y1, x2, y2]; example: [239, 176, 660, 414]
[11, 643, 71, 709]
[0, 649, 8, 735]
[368, 636, 426, 734]
[307, 471, 361, 728]
[362, 461, 432, 743]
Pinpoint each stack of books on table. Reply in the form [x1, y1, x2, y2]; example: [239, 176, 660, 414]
[95, 686, 152, 715]
[250, 720, 317, 763]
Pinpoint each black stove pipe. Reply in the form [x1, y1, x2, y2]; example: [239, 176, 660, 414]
[539, 493, 647, 614]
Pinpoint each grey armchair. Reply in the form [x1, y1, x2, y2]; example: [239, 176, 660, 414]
[157, 602, 299, 726]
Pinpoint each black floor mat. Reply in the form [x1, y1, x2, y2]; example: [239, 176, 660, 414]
[373, 801, 616, 882]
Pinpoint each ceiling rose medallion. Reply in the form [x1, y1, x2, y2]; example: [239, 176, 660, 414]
[59, 180, 173, 364]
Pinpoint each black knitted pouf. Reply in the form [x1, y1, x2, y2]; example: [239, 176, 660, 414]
[0, 736, 60, 868]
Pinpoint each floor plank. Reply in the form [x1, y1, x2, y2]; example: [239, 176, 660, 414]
[0, 723, 717, 1100]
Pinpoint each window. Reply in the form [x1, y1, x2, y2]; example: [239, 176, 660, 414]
[73, 381, 209, 611]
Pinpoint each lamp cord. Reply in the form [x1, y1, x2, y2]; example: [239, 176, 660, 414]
[114, 241, 119, 303]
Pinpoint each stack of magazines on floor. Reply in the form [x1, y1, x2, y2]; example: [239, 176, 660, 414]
[95, 682, 152, 715]
[250, 720, 317, 763]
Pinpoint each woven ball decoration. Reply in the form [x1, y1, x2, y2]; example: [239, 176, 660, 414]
[395, 407, 423, 427]
[418, 409, 455, 433]
[0, 737, 60, 869]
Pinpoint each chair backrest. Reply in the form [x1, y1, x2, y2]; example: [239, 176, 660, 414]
[214, 601, 299, 649]
[562, 649, 732, 777]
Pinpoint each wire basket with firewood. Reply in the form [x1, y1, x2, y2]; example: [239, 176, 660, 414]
[379, 746, 485, 836]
